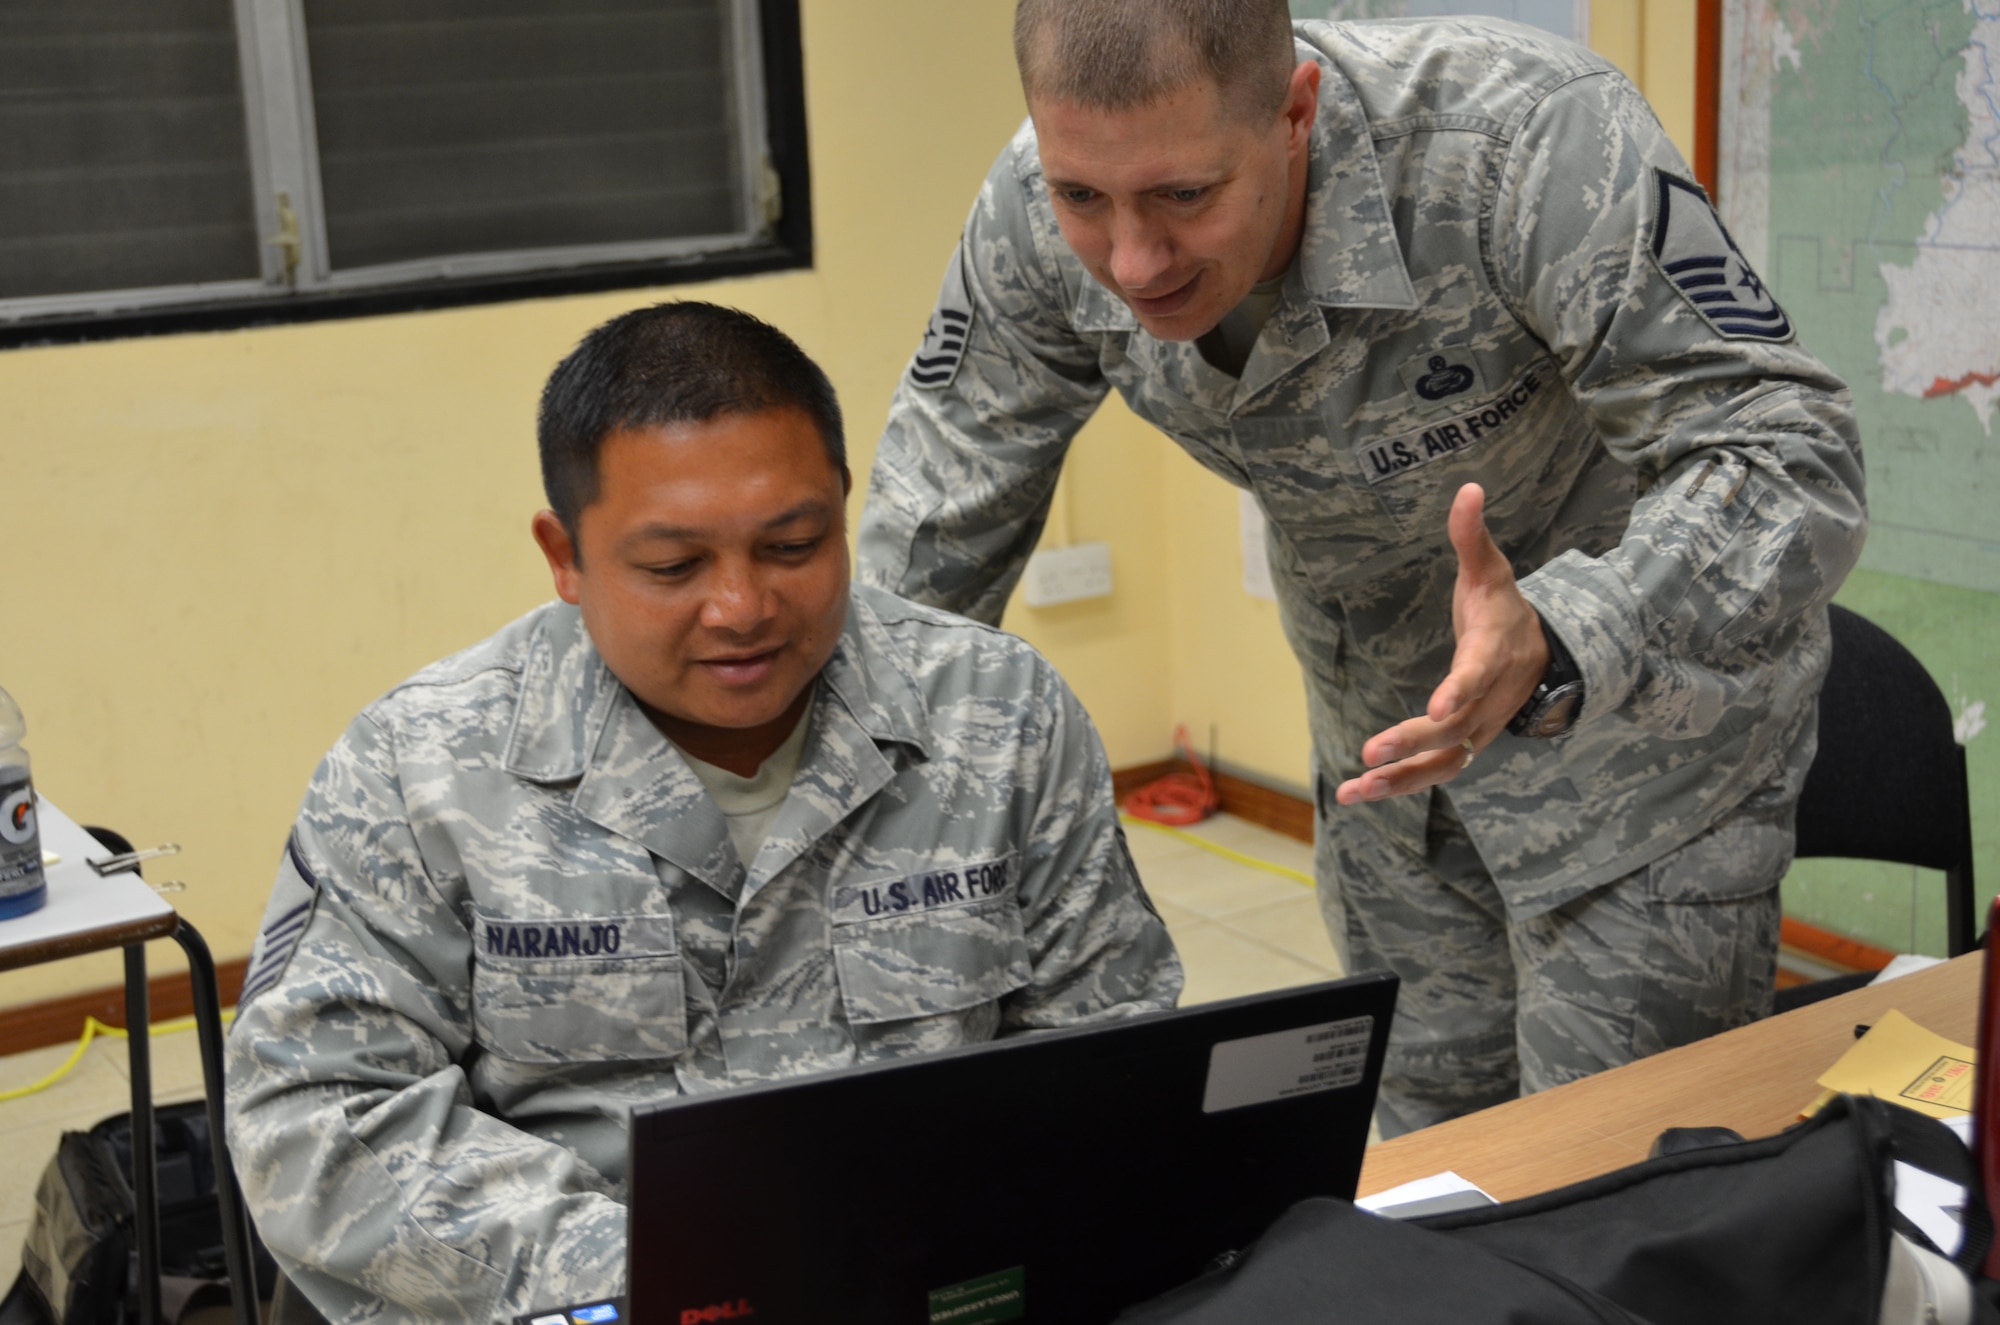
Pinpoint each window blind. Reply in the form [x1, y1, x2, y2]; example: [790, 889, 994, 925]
[0, 0, 258, 299]
[302, 0, 742, 274]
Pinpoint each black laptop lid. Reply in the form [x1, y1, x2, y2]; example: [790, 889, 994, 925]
[625, 971, 1397, 1325]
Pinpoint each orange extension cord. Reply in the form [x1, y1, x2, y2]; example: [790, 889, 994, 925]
[1120, 725, 1221, 827]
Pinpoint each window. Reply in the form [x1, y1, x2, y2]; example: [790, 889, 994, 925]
[0, 0, 809, 345]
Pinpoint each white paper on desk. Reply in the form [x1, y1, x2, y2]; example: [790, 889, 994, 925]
[1873, 953, 1948, 985]
[1892, 1117, 1977, 1258]
[1357, 1171, 1496, 1219]
[1896, 1161, 1969, 1257]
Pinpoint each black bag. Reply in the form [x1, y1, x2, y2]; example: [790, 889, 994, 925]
[1118, 1094, 1998, 1324]
[5, 1101, 273, 1325]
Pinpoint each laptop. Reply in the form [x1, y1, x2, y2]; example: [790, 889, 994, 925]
[521, 971, 1396, 1325]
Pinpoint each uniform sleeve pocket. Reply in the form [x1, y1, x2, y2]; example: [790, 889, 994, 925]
[832, 900, 1031, 1026]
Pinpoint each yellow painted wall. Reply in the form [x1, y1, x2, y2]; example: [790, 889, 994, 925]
[1000, 400, 1175, 765]
[0, 1, 1174, 1008]
[1590, 0, 1700, 159]
[1161, 455, 1316, 790]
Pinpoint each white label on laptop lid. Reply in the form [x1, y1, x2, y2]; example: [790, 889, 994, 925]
[1201, 1016, 1374, 1113]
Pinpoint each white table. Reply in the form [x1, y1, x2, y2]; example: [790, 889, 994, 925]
[1, 799, 257, 1325]
[1, 801, 179, 964]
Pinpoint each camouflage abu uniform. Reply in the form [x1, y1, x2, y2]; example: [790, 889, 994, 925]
[858, 21, 1865, 1128]
[225, 585, 1181, 1324]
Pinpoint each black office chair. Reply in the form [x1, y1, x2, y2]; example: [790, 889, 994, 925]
[1774, 604, 1978, 1012]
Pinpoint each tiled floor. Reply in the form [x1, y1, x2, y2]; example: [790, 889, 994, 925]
[0, 814, 1337, 1296]
[1121, 813, 1342, 1002]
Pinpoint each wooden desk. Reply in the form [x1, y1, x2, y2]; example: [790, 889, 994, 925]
[1358, 952, 1982, 1202]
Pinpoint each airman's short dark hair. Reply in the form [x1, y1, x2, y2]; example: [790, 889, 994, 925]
[537, 302, 845, 539]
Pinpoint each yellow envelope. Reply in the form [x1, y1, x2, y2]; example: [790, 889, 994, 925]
[1813, 1008, 1976, 1119]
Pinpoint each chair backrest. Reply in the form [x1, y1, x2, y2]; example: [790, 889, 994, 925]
[1794, 604, 1975, 951]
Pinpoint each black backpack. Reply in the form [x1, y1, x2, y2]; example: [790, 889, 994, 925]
[2, 1101, 273, 1325]
[1118, 1094, 1999, 1324]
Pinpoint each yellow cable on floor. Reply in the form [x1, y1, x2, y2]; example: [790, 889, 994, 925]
[0, 1009, 233, 1105]
[1119, 813, 1316, 887]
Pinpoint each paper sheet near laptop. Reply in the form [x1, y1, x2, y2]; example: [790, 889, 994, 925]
[1810, 1008, 1976, 1121]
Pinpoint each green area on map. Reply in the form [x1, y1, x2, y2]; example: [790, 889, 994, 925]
[1752, 0, 2000, 952]
[1765, 0, 1987, 586]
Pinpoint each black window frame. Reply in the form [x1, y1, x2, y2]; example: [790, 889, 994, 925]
[0, 0, 810, 350]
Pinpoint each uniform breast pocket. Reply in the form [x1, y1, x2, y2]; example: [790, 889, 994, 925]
[470, 910, 688, 1065]
[831, 898, 1031, 1027]
[1232, 415, 1407, 599]
[1349, 360, 1569, 540]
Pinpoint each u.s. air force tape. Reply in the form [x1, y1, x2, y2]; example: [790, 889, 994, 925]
[1649, 169, 1793, 343]
[910, 243, 974, 390]
[831, 854, 1015, 925]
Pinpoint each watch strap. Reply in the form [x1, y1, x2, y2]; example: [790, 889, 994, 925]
[1507, 616, 1585, 737]
[1537, 616, 1581, 691]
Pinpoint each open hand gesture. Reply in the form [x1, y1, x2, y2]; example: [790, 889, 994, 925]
[1334, 483, 1548, 805]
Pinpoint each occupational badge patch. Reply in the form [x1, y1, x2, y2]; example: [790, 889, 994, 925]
[1650, 169, 1793, 342]
[910, 243, 974, 390]
[1396, 347, 1488, 413]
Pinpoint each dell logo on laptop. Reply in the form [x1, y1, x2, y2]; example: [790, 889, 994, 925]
[680, 1301, 754, 1323]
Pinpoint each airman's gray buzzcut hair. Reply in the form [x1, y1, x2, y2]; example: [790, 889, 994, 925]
[1013, 0, 1297, 121]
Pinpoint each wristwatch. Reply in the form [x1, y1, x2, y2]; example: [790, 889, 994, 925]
[1507, 617, 1586, 739]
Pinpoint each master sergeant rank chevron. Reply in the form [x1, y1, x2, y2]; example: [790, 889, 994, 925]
[910, 243, 974, 390]
[1649, 170, 1793, 343]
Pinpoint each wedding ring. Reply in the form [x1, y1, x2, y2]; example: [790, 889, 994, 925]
[1460, 738, 1477, 769]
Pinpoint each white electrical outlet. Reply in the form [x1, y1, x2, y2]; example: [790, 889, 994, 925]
[1022, 541, 1113, 606]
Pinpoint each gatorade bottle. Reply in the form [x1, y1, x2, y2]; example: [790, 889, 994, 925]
[0, 686, 48, 919]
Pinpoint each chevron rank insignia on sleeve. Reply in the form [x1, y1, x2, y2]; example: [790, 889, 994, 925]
[237, 830, 321, 1005]
[1649, 170, 1794, 343]
[910, 243, 974, 390]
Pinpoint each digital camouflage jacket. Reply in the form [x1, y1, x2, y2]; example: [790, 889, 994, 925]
[225, 585, 1181, 1323]
[858, 19, 1866, 913]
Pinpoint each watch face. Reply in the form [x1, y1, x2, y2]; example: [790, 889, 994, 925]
[1526, 683, 1586, 738]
